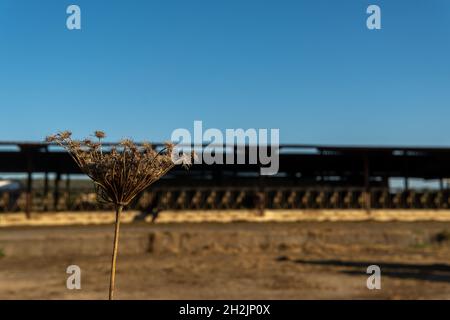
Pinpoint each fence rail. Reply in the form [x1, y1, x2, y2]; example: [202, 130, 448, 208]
[2, 187, 450, 212]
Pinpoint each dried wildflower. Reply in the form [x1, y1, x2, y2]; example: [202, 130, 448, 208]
[172, 150, 196, 168]
[46, 131, 193, 300]
[60, 130, 72, 139]
[94, 130, 106, 139]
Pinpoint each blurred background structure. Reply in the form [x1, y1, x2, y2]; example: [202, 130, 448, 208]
[2, 141, 450, 217]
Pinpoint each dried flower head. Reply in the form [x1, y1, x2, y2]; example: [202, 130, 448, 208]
[46, 130, 193, 300]
[94, 131, 106, 139]
[46, 131, 191, 206]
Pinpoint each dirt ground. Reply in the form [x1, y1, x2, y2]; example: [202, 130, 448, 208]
[0, 221, 450, 300]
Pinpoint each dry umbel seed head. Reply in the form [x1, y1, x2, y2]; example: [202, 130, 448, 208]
[46, 131, 190, 206]
[46, 130, 195, 300]
[94, 131, 106, 139]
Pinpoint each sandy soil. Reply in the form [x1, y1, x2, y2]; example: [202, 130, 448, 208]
[0, 222, 449, 300]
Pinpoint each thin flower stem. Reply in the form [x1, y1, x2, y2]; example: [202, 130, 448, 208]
[109, 204, 123, 300]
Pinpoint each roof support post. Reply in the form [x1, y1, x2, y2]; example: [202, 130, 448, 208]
[363, 154, 371, 211]
[54, 172, 61, 211]
[25, 164, 32, 219]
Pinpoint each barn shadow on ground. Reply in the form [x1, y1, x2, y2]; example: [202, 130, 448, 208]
[278, 258, 450, 283]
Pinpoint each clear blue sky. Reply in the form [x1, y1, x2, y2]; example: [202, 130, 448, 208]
[0, 0, 449, 145]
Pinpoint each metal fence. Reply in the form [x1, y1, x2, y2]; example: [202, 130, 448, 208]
[2, 187, 450, 212]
